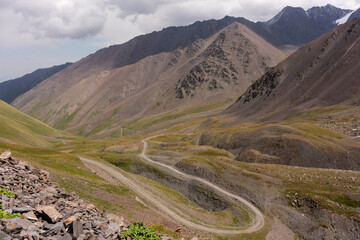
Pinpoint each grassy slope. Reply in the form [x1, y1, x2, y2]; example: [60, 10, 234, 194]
[0, 101, 149, 232]
[0, 100, 72, 146]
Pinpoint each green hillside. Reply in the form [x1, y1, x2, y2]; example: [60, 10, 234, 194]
[0, 100, 73, 146]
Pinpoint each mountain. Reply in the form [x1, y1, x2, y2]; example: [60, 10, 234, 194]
[0, 100, 71, 147]
[12, 21, 285, 137]
[10, 5, 355, 138]
[262, 4, 352, 45]
[73, 16, 280, 71]
[228, 18, 360, 120]
[205, 18, 360, 170]
[348, 8, 360, 21]
[0, 63, 72, 104]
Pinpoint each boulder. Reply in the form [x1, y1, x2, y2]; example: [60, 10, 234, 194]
[23, 211, 38, 221]
[70, 220, 84, 239]
[38, 206, 63, 223]
[64, 215, 78, 226]
[0, 151, 11, 160]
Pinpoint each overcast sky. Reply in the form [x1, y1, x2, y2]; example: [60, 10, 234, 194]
[0, 0, 359, 82]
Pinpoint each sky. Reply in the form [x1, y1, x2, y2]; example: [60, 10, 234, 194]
[0, 0, 359, 82]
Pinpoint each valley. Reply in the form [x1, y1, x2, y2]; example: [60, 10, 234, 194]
[1, 4, 360, 240]
[2, 99, 359, 239]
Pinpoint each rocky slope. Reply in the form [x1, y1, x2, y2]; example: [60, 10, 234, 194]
[0, 63, 72, 104]
[13, 22, 285, 137]
[199, 124, 360, 170]
[199, 18, 360, 171]
[0, 151, 127, 239]
[228, 18, 360, 121]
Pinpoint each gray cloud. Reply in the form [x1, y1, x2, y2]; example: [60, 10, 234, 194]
[108, 0, 169, 17]
[2, 0, 359, 41]
[3, 0, 107, 40]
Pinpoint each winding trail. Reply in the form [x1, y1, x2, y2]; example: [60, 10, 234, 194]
[80, 136, 264, 234]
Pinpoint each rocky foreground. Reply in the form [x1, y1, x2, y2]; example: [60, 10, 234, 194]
[0, 151, 129, 239]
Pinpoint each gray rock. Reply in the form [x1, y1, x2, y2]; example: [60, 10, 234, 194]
[23, 211, 38, 221]
[38, 206, 63, 223]
[0, 151, 11, 160]
[108, 222, 120, 232]
[13, 206, 34, 213]
[4, 218, 23, 234]
[0, 230, 12, 240]
[57, 233, 72, 240]
[0, 153, 137, 240]
[70, 220, 83, 239]
[44, 221, 65, 236]
[16, 219, 34, 230]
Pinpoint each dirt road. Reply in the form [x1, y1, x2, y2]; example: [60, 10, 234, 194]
[80, 136, 265, 234]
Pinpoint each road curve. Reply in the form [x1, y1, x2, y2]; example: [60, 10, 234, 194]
[140, 136, 265, 232]
[80, 136, 265, 234]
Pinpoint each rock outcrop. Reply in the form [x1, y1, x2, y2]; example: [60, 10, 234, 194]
[0, 151, 127, 239]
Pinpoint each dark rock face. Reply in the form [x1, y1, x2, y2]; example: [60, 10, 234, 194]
[307, 4, 352, 32]
[0, 63, 72, 104]
[262, 4, 352, 45]
[264, 7, 317, 45]
[348, 8, 360, 21]
[235, 67, 283, 104]
[174, 30, 259, 99]
[0, 152, 126, 239]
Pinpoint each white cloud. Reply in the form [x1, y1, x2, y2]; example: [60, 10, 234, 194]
[2, 0, 108, 40]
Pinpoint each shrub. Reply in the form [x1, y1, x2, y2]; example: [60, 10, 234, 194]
[120, 222, 162, 240]
[0, 187, 20, 219]
[0, 188, 16, 198]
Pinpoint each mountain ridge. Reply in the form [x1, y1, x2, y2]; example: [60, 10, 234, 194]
[0, 63, 72, 104]
[13, 21, 285, 137]
[227, 17, 360, 122]
[261, 4, 353, 45]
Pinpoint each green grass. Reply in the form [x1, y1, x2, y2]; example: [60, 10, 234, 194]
[126, 100, 229, 130]
[0, 204, 21, 219]
[55, 136, 87, 141]
[0, 142, 98, 179]
[0, 188, 16, 198]
[87, 152, 136, 172]
[86, 116, 120, 137]
[0, 100, 70, 146]
[293, 123, 344, 140]
[53, 105, 84, 130]
[285, 189, 360, 216]
[195, 148, 233, 158]
[289, 105, 353, 121]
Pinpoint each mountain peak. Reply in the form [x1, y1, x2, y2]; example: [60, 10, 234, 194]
[265, 6, 306, 26]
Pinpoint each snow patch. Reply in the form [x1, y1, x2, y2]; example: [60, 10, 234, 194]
[336, 10, 355, 25]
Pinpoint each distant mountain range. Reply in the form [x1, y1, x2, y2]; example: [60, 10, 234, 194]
[2, 4, 358, 137]
[0, 63, 72, 104]
[261, 4, 353, 45]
